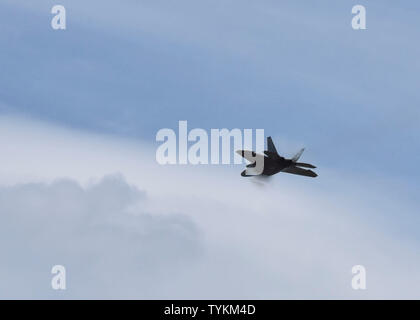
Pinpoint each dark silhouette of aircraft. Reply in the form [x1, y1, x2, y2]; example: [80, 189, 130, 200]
[236, 137, 317, 178]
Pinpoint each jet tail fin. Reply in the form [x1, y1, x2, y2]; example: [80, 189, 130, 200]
[292, 148, 305, 162]
[267, 136, 278, 154]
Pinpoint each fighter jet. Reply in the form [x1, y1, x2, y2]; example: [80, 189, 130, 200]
[236, 136, 317, 178]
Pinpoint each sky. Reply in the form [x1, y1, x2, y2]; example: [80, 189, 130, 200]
[0, 0, 419, 299]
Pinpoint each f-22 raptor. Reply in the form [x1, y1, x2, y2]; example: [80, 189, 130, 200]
[236, 137, 317, 178]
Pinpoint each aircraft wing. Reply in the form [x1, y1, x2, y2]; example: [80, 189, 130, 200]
[282, 166, 317, 177]
[236, 150, 265, 163]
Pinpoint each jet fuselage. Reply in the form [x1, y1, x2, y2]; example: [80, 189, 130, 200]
[239, 136, 317, 178]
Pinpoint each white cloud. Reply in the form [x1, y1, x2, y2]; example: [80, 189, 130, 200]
[0, 174, 202, 299]
[0, 115, 419, 299]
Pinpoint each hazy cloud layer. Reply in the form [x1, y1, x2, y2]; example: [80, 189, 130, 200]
[0, 174, 201, 299]
[0, 117, 419, 299]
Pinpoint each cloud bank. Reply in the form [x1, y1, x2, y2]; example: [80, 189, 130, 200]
[0, 174, 201, 299]
[0, 116, 419, 299]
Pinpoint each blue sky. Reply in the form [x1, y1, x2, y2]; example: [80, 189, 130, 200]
[1, 0, 419, 179]
[0, 0, 419, 298]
